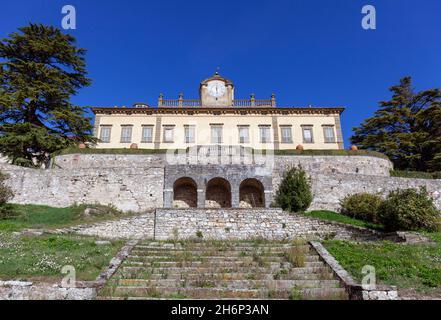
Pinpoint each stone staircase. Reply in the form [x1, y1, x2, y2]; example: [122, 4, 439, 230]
[97, 241, 348, 300]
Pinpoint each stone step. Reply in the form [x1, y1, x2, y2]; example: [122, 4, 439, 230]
[111, 286, 347, 300]
[97, 241, 347, 300]
[117, 279, 341, 290]
[123, 260, 324, 269]
[129, 249, 313, 258]
[117, 271, 333, 281]
[126, 254, 320, 263]
[135, 244, 311, 252]
[121, 265, 331, 275]
[129, 249, 304, 257]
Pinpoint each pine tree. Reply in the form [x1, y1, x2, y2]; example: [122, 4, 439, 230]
[0, 23, 95, 167]
[351, 77, 441, 172]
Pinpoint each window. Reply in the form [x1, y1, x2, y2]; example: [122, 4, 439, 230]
[120, 125, 132, 143]
[141, 125, 153, 143]
[323, 126, 336, 143]
[280, 126, 292, 143]
[99, 126, 112, 143]
[163, 126, 174, 143]
[238, 126, 249, 144]
[302, 126, 314, 143]
[211, 125, 223, 144]
[184, 125, 195, 143]
[259, 126, 271, 143]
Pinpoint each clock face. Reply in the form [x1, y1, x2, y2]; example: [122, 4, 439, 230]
[207, 81, 226, 98]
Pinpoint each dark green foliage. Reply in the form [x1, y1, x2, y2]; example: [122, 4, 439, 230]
[390, 170, 441, 180]
[378, 187, 441, 232]
[0, 171, 14, 219]
[0, 24, 95, 167]
[351, 77, 441, 172]
[340, 193, 383, 223]
[275, 165, 312, 213]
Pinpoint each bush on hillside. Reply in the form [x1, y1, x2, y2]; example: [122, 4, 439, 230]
[340, 193, 383, 223]
[0, 171, 15, 219]
[378, 187, 441, 232]
[275, 165, 312, 213]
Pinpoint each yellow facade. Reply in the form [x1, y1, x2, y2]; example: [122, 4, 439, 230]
[92, 74, 345, 150]
[93, 112, 343, 150]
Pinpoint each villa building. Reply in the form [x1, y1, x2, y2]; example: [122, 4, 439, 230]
[92, 73, 345, 151]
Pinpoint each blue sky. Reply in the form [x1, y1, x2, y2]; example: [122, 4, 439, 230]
[1, 0, 440, 147]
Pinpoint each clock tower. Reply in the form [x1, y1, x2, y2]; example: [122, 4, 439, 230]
[199, 72, 234, 107]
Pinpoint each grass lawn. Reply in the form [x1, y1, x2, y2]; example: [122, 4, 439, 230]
[302, 210, 383, 230]
[323, 237, 441, 297]
[0, 204, 127, 281]
[0, 231, 124, 281]
[306, 210, 441, 297]
[0, 203, 135, 231]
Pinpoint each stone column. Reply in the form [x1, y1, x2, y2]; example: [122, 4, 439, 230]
[197, 189, 205, 208]
[164, 189, 173, 208]
[231, 186, 240, 208]
[264, 190, 273, 208]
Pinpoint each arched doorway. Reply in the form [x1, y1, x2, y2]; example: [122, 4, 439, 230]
[173, 177, 197, 208]
[205, 177, 231, 208]
[239, 178, 265, 208]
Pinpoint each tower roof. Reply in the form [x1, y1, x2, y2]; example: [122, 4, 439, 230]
[200, 72, 234, 87]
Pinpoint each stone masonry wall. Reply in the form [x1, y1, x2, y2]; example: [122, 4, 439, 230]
[53, 153, 393, 177]
[2, 154, 441, 212]
[154, 208, 383, 241]
[274, 155, 393, 177]
[53, 208, 385, 241]
[308, 173, 441, 211]
[1, 163, 164, 212]
[53, 154, 163, 170]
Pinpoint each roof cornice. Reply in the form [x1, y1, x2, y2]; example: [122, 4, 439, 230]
[92, 107, 345, 115]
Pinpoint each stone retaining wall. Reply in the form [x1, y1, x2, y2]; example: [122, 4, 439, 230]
[2, 154, 441, 212]
[53, 153, 393, 177]
[308, 173, 441, 211]
[154, 208, 388, 241]
[65, 208, 393, 241]
[1, 163, 164, 212]
[73, 214, 155, 239]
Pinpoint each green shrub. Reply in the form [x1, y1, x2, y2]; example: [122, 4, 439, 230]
[275, 165, 312, 213]
[340, 193, 383, 223]
[0, 171, 14, 219]
[378, 187, 441, 232]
